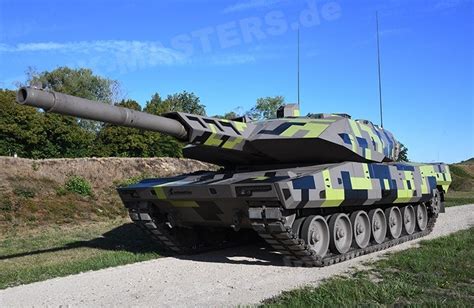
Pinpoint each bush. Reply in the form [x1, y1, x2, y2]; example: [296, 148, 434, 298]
[115, 173, 151, 188]
[64, 176, 92, 196]
[1, 196, 13, 211]
[13, 187, 36, 199]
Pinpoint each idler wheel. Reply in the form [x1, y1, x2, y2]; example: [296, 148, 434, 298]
[401, 205, 416, 235]
[350, 210, 371, 249]
[329, 213, 353, 254]
[301, 215, 330, 257]
[368, 208, 387, 244]
[415, 203, 428, 231]
[385, 206, 402, 239]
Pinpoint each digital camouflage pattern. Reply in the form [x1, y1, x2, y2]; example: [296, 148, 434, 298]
[17, 88, 453, 265]
[170, 110, 399, 165]
[119, 161, 451, 227]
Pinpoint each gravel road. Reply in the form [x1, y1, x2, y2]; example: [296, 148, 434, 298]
[1, 204, 473, 307]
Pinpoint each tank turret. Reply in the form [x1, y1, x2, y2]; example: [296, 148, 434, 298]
[17, 87, 399, 166]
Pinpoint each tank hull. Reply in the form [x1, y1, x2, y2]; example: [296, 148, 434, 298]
[118, 162, 450, 228]
[118, 162, 450, 264]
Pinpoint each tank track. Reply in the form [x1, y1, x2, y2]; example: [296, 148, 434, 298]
[249, 204, 438, 267]
[128, 203, 187, 253]
[127, 201, 438, 266]
[127, 202, 252, 254]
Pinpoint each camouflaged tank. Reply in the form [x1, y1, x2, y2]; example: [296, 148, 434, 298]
[17, 87, 451, 266]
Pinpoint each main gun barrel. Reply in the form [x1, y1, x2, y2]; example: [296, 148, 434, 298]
[16, 87, 188, 140]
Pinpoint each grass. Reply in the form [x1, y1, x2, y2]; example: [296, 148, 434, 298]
[0, 220, 165, 289]
[264, 227, 474, 307]
[444, 190, 474, 207]
[449, 163, 474, 191]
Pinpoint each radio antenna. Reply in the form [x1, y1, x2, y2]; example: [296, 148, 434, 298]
[297, 27, 301, 108]
[376, 11, 384, 128]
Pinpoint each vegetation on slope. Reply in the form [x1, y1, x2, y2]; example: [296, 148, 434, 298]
[446, 159, 474, 206]
[0, 157, 213, 233]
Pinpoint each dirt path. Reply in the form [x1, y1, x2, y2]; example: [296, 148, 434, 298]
[1, 204, 473, 307]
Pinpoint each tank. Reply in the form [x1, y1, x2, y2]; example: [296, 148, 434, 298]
[17, 87, 452, 266]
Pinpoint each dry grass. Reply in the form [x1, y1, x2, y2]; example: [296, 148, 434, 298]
[0, 157, 213, 232]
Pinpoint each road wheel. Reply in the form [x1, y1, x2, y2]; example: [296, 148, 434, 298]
[385, 206, 403, 239]
[369, 208, 387, 244]
[415, 203, 428, 231]
[301, 215, 330, 257]
[401, 205, 416, 235]
[329, 213, 353, 254]
[350, 210, 371, 249]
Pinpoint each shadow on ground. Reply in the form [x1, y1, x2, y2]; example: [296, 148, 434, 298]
[0, 223, 287, 266]
[0, 223, 168, 260]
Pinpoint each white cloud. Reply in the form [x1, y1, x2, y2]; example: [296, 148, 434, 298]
[206, 53, 256, 65]
[0, 40, 187, 73]
[222, 0, 288, 14]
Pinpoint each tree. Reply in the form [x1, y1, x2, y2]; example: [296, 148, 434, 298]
[142, 93, 188, 158]
[397, 143, 409, 162]
[248, 96, 284, 120]
[26, 67, 121, 132]
[2, 66, 206, 159]
[41, 113, 95, 158]
[0, 89, 95, 158]
[0, 89, 43, 158]
[223, 111, 239, 119]
[212, 112, 239, 119]
[141, 91, 206, 158]
[148, 91, 206, 116]
[95, 100, 153, 157]
[27, 67, 120, 104]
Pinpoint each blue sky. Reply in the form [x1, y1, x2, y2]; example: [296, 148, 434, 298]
[0, 0, 472, 163]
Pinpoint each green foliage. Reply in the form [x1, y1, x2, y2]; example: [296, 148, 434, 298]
[0, 66, 114, 158]
[0, 89, 45, 158]
[223, 111, 239, 119]
[144, 91, 206, 115]
[95, 100, 150, 157]
[27, 67, 119, 103]
[13, 187, 36, 199]
[31, 162, 39, 171]
[397, 143, 409, 162]
[27, 67, 120, 132]
[0, 67, 202, 159]
[213, 111, 240, 119]
[55, 186, 68, 196]
[248, 96, 284, 120]
[1, 196, 13, 211]
[142, 93, 194, 157]
[116, 173, 152, 187]
[64, 176, 92, 197]
[94, 99, 183, 158]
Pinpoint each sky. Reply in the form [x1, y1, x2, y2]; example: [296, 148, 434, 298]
[0, 0, 472, 163]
